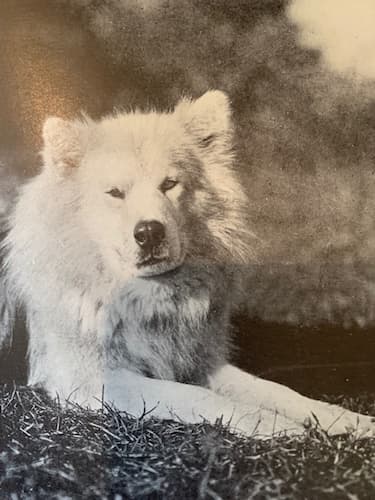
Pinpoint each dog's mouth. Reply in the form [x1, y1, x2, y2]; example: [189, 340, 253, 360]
[136, 250, 185, 277]
[137, 254, 167, 268]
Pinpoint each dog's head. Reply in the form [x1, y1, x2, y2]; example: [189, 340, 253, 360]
[42, 91, 251, 280]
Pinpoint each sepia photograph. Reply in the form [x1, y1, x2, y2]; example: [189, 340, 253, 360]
[1, 1, 375, 498]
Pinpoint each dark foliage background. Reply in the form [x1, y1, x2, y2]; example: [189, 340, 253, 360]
[2, 0, 375, 181]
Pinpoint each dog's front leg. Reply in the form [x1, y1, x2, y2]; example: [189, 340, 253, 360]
[103, 368, 304, 438]
[209, 364, 375, 436]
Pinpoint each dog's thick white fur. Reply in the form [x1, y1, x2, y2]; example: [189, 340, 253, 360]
[1, 91, 374, 438]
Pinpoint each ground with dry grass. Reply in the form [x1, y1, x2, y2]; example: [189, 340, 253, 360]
[1, 385, 375, 499]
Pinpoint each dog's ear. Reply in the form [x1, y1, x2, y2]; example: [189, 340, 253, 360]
[175, 90, 233, 148]
[42, 117, 89, 172]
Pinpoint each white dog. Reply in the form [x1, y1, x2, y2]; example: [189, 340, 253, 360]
[1, 91, 374, 438]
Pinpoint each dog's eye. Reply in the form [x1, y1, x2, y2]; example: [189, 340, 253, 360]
[160, 178, 179, 193]
[106, 188, 125, 199]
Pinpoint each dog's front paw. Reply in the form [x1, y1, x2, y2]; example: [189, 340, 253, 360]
[306, 402, 375, 438]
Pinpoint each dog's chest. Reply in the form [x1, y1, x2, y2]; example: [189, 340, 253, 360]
[107, 274, 231, 384]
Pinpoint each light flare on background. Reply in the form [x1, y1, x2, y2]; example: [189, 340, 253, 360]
[288, 0, 375, 79]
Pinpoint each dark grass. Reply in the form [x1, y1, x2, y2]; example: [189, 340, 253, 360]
[1, 385, 375, 499]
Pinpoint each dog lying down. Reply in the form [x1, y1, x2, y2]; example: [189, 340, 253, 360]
[1, 90, 374, 438]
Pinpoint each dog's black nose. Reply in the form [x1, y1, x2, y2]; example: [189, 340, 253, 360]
[134, 220, 166, 250]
